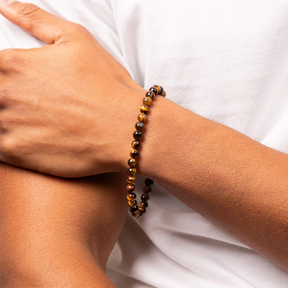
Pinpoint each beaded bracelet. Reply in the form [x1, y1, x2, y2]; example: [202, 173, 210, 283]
[126, 85, 166, 218]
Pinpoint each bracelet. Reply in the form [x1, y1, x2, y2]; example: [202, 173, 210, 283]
[126, 85, 166, 218]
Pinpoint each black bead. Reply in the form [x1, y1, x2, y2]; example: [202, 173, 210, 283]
[133, 131, 142, 140]
[135, 122, 144, 131]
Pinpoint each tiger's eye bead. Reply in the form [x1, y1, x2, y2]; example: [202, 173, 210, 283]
[149, 87, 158, 95]
[132, 210, 143, 218]
[138, 113, 147, 122]
[146, 91, 155, 100]
[127, 193, 137, 201]
[131, 140, 140, 149]
[129, 205, 138, 213]
[127, 176, 136, 184]
[128, 200, 137, 207]
[128, 167, 137, 175]
[161, 90, 166, 97]
[153, 85, 163, 95]
[140, 105, 149, 114]
[143, 97, 152, 106]
[145, 178, 154, 186]
[139, 201, 148, 208]
[141, 193, 150, 201]
[130, 149, 139, 159]
[126, 184, 136, 193]
[135, 122, 144, 131]
[128, 158, 137, 167]
[143, 186, 152, 193]
[133, 131, 142, 140]
[139, 207, 146, 214]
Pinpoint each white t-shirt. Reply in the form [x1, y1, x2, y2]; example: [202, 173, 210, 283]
[1, 1, 288, 287]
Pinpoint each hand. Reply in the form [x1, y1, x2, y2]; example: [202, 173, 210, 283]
[0, 1, 145, 177]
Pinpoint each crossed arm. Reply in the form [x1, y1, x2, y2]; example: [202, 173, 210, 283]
[0, 163, 127, 287]
[0, 2, 288, 284]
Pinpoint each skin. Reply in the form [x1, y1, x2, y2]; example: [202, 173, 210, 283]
[0, 0, 287, 285]
[0, 162, 126, 287]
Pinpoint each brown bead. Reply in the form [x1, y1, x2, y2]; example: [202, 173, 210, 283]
[127, 175, 136, 184]
[130, 149, 139, 159]
[140, 105, 149, 114]
[145, 178, 154, 186]
[129, 205, 138, 213]
[153, 85, 163, 95]
[133, 131, 142, 140]
[131, 140, 140, 149]
[141, 193, 150, 201]
[161, 90, 166, 97]
[128, 167, 137, 175]
[146, 91, 155, 99]
[132, 210, 143, 218]
[149, 87, 158, 95]
[139, 207, 146, 214]
[138, 113, 147, 122]
[128, 200, 137, 207]
[128, 158, 137, 167]
[143, 186, 152, 193]
[127, 193, 137, 201]
[135, 122, 144, 131]
[139, 201, 148, 208]
[143, 97, 152, 106]
[126, 184, 135, 193]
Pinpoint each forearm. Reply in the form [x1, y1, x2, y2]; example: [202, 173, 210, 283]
[138, 96, 288, 270]
[0, 163, 127, 287]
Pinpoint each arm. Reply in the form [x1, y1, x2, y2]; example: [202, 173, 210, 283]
[0, 1, 287, 273]
[0, 163, 127, 287]
[138, 96, 288, 271]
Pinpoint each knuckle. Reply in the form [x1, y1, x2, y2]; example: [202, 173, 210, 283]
[0, 50, 21, 72]
[0, 89, 12, 106]
[15, 3, 41, 18]
[1, 137, 18, 159]
[66, 23, 89, 37]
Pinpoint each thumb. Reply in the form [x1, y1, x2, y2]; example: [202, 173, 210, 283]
[0, 1, 70, 44]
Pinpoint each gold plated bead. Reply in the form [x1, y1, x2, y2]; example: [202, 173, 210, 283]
[138, 113, 147, 122]
[127, 175, 136, 184]
[126, 184, 136, 193]
[128, 167, 137, 175]
[143, 97, 152, 106]
[128, 158, 137, 167]
[145, 178, 154, 186]
[143, 186, 152, 193]
[131, 140, 140, 149]
[130, 149, 139, 159]
[128, 200, 137, 207]
[140, 105, 149, 114]
[127, 193, 137, 201]
[141, 193, 150, 201]
[135, 122, 144, 131]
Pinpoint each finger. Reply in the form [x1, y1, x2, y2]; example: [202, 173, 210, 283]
[0, 1, 71, 45]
